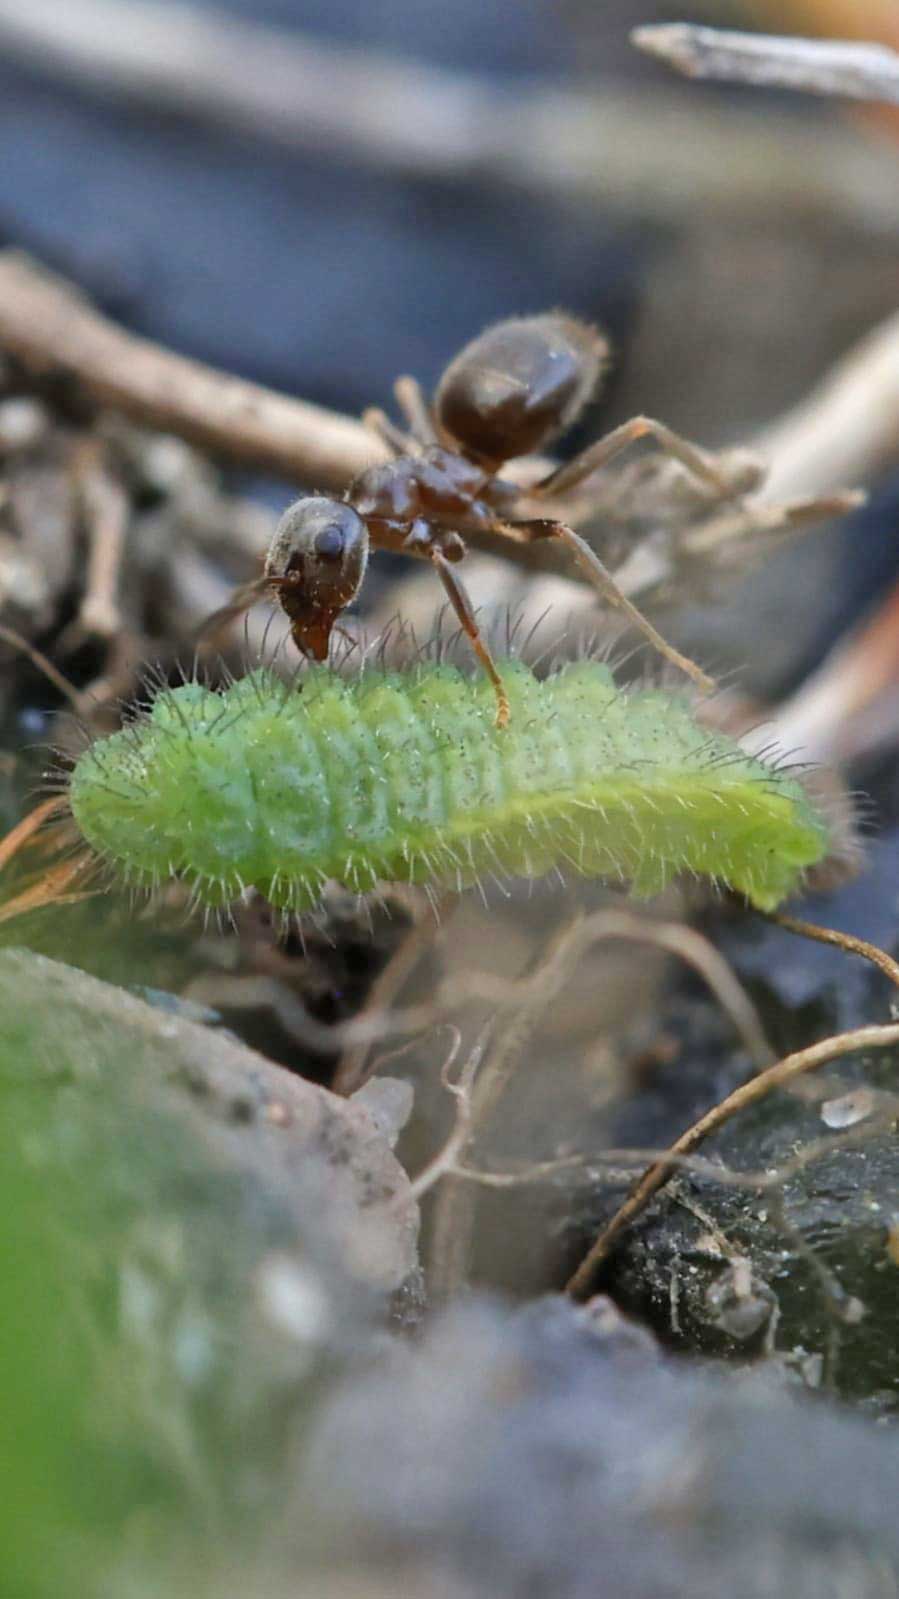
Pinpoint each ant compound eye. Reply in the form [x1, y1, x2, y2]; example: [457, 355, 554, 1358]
[314, 525, 346, 563]
[266, 499, 368, 589]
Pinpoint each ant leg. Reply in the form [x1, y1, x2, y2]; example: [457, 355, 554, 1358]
[533, 416, 731, 500]
[394, 376, 440, 447]
[513, 518, 715, 694]
[362, 407, 410, 457]
[430, 548, 511, 729]
[196, 576, 274, 645]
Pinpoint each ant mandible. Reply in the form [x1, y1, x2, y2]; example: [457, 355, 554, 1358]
[209, 313, 727, 727]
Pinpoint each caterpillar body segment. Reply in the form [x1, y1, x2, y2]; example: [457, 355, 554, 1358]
[68, 661, 829, 915]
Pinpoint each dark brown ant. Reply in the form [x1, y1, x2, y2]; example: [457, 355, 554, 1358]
[206, 313, 727, 726]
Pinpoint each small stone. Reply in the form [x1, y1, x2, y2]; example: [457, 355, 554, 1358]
[306, 1296, 899, 1596]
[0, 397, 48, 453]
[580, 1014, 899, 1406]
[820, 1088, 878, 1129]
[353, 1076, 415, 1148]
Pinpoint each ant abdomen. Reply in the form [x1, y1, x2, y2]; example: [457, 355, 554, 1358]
[434, 312, 609, 467]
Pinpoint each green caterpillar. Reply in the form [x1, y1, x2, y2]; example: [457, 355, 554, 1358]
[68, 659, 829, 914]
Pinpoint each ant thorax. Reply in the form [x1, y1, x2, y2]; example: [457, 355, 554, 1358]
[350, 446, 492, 528]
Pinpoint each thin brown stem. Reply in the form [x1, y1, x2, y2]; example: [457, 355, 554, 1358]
[0, 851, 98, 923]
[763, 911, 899, 992]
[0, 796, 70, 871]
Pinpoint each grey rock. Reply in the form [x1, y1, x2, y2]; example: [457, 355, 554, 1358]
[0, 946, 419, 1297]
[582, 1005, 899, 1408]
[0, 947, 422, 1594]
[306, 1294, 899, 1599]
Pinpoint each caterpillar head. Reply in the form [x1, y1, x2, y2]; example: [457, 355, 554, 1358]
[265, 496, 369, 660]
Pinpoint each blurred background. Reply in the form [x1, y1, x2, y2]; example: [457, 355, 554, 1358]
[0, 0, 895, 393]
[2, 4, 899, 1593]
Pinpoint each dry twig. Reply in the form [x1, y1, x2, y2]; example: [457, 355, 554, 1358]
[754, 309, 899, 502]
[0, 253, 386, 493]
[0, 795, 69, 871]
[0, 0, 895, 230]
[745, 574, 899, 772]
[633, 24, 899, 105]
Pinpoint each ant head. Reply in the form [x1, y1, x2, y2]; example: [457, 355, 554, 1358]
[265, 497, 369, 659]
[434, 313, 609, 467]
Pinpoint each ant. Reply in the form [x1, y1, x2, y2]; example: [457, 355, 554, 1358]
[206, 312, 730, 726]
